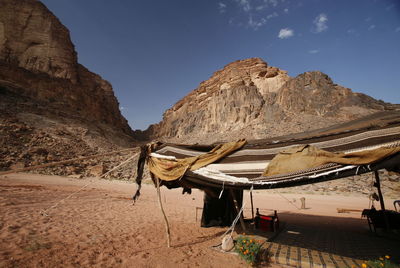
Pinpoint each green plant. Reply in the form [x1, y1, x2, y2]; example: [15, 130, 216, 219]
[235, 236, 262, 266]
[363, 256, 399, 268]
[24, 240, 51, 251]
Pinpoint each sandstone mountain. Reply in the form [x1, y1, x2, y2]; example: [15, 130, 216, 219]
[0, 0, 131, 135]
[0, 0, 135, 174]
[143, 58, 397, 144]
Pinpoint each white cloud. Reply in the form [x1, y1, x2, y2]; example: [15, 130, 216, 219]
[255, 5, 265, 11]
[231, 0, 288, 30]
[347, 29, 356, 34]
[386, 4, 395, 11]
[396, 26, 400, 32]
[265, 0, 279, 7]
[313, 13, 328, 33]
[266, 12, 278, 19]
[278, 28, 294, 39]
[237, 0, 251, 12]
[218, 2, 227, 13]
[248, 16, 267, 30]
[254, 0, 283, 11]
[308, 49, 319, 54]
[368, 24, 376, 30]
[284, 8, 289, 13]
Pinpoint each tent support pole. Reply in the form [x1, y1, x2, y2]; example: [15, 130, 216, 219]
[230, 189, 247, 232]
[250, 190, 254, 222]
[374, 171, 385, 211]
[156, 176, 171, 247]
[374, 171, 389, 231]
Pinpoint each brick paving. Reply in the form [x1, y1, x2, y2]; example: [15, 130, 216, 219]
[247, 213, 400, 267]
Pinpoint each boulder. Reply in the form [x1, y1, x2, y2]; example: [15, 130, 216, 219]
[89, 165, 105, 177]
[10, 162, 24, 170]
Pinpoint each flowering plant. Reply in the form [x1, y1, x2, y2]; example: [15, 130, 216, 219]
[234, 236, 262, 265]
[363, 255, 399, 268]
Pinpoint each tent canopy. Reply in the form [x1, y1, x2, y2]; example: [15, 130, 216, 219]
[134, 111, 400, 194]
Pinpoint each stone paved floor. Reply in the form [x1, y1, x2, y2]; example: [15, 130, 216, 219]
[264, 242, 365, 268]
[246, 213, 400, 267]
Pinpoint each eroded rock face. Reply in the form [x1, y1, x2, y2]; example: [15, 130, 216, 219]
[0, 0, 78, 81]
[275, 71, 388, 119]
[145, 58, 395, 143]
[148, 58, 289, 139]
[0, 0, 132, 135]
[0, 0, 136, 176]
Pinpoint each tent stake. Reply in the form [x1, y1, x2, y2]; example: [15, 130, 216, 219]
[156, 176, 171, 247]
[230, 189, 247, 232]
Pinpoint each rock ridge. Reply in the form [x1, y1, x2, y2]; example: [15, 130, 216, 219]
[143, 58, 396, 143]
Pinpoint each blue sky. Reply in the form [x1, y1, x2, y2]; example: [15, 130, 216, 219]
[40, 0, 400, 130]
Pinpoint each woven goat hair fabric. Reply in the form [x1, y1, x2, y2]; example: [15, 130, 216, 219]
[146, 111, 400, 190]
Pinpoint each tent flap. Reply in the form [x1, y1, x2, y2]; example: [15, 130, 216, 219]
[263, 144, 400, 176]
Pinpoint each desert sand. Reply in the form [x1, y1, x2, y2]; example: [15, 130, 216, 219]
[0, 173, 396, 268]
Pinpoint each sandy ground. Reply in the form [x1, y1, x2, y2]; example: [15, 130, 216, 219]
[0, 173, 397, 268]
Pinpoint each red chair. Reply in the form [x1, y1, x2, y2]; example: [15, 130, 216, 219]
[254, 209, 279, 232]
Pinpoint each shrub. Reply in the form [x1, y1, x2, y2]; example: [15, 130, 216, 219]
[234, 236, 262, 266]
[363, 255, 399, 268]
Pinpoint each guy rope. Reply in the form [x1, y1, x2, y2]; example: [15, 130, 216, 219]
[0, 147, 140, 216]
[39, 151, 140, 216]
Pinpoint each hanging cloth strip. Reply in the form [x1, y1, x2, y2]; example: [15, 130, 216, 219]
[148, 139, 247, 181]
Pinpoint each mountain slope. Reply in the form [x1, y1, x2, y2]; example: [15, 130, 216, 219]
[143, 58, 396, 143]
[0, 0, 132, 135]
[0, 0, 135, 174]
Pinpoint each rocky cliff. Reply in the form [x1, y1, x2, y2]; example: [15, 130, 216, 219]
[145, 58, 396, 143]
[0, 0, 135, 174]
[0, 0, 132, 135]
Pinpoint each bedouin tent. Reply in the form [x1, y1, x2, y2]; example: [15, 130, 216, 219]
[133, 110, 400, 227]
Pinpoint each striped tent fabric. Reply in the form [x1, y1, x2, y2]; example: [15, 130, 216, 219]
[141, 111, 400, 191]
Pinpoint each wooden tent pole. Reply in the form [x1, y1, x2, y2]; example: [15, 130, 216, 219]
[230, 189, 247, 232]
[374, 171, 389, 231]
[156, 176, 171, 247]
[250, 190, 255, 222]
[374, 171, 386, 211]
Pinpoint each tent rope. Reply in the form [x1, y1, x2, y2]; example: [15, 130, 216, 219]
[39, 152, 139, 216]
[221, 187, 251, 238]
[218, 181, 225, 199]
[274, 191, 301, 210]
